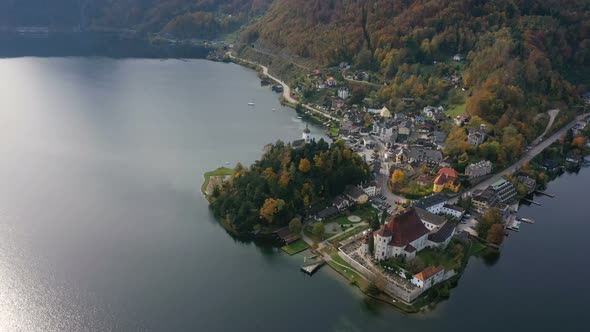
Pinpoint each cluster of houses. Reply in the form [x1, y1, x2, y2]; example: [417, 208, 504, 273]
[311, 182, 382, 222]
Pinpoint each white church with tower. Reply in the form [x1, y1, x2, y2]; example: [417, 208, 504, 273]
[293, 124, 312, 148]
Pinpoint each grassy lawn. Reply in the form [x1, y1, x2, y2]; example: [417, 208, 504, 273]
[328, 251, 370, 289]
[281, 239, 309, 255]
[446, 103, 466, 117]
[303, 226, 337, 242]
[328, 224, 370, 244]
[469, 240, 487, 255]
[201, 167, 235, 193]
[417, 242, 466, 271]
[328, 126, 340, 137]
[324, 206, 378, 226]
[417, 248, 456, 270]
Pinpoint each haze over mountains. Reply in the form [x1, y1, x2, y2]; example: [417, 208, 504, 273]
[2, 0, 589, 128]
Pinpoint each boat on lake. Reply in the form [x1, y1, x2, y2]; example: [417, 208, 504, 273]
[248, 102, 255, 106]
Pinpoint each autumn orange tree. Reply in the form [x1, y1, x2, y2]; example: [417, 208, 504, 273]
[298, 158, 311, 173]
[259, 198, 286, 223]
[210, 139, 370, 233]
[391, 169, 406, 188]
[487, 224, 505, 245]
[572, 137, 586, 150]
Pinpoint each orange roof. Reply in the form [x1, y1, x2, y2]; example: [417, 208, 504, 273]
[437, 167, 458, 179]
[414, 265, 444, 281]
[433, 174, 445, 185]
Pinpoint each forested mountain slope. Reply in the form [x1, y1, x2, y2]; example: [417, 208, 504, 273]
[0, 0, 270, 39]
[244, 0, 590, 126]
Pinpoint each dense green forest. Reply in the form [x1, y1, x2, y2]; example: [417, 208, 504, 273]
[209, 139, 370, 233]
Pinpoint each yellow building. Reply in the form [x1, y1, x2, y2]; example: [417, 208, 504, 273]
[433, 167, 461, 193]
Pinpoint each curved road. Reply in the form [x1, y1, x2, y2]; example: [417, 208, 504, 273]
[452, 112, 590, 202]
[227, 52, 340, 122]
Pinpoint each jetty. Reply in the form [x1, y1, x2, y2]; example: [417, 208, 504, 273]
[506, 219, 521, 232]
[522, 198, 542, 206]
[517, 217, 536, 224]
[301, 260, 325, 275]
[535, 191, 555, 198]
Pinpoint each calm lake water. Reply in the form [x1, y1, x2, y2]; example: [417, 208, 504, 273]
[0, 58, 587, 331]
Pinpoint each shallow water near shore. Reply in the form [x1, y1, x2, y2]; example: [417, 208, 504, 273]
[0, 57, 588, 331]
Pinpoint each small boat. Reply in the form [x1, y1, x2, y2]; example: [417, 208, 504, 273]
[248, 102, 255, 106]
[297, 116, 302, 119]
[225, 162, 231, 165]
[272, 108, 276, 112]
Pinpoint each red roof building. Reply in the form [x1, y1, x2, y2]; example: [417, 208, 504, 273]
[433, 167, 461, 193]
[373, 208, 430, 260]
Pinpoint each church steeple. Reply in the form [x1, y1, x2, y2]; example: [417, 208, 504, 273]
[302, 124, 311, 143]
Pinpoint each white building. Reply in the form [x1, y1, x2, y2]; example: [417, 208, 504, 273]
[338, 87, 350, 99]
[440, 204, 465, 219]
[302, 124, 311, 143]
[467, 124, 487, 146]
[373, 208, 430, 261]
[465, 160, 493, 178]
[359, 181, 381, 197]
[411, 266, 445, 289]
[412, 194, 448, 214]
[415, 207, 446, 231]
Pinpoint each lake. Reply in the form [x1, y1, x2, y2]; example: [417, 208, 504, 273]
[0, 58, 587, 331]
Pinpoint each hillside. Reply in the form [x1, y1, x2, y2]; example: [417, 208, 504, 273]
[0, 0, 270, 39]
[243, 0, 590, 130]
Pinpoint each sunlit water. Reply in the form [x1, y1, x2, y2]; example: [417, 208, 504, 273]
[0, 58, 587, 331]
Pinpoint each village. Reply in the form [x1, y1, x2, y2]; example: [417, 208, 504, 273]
[272, 107, 589, 309]
[214, 51, 590, 310]
[259, 58, 590, 309]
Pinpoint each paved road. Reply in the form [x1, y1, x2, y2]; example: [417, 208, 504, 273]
[451, 112, 590, 203]
[227, 52, 340, 123]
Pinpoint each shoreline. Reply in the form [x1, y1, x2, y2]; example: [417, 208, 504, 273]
[225, 52, 340, 134]
[203, 54, 590, 314]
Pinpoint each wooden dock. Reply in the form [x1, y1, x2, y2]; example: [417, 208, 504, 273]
[523, 198, 542, 206]
[301, 260, 325, 275]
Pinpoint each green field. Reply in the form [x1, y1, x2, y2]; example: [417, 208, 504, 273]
[328, 224, 370, 244]
[446, 103, 466, 117]
[328, 126, 340, 137]
[281, 239, 309, 255]
[328, 251, 370, 289]
[201, 167, 235, 194]
[325, 206, 378, 225]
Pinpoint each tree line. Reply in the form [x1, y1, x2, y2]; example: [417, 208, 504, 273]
[209, 139, 370, 233]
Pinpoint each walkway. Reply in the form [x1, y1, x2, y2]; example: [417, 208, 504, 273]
[227, 52, 340, 122]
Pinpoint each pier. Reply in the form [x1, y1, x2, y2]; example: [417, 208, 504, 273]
[506, 220, 521, 232]
[522, 198, 542, 206]
[301, 260, 325, 275]
[517, 217, 536, 224]
[535, 191, 555, 198]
